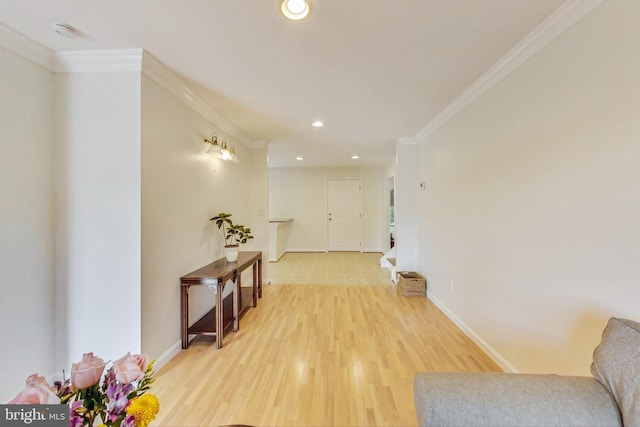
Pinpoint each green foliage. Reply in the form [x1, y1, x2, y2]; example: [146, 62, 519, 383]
[210, 212, 254, 246]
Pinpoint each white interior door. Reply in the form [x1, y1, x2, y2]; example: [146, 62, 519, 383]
[327, 179, 362, 251]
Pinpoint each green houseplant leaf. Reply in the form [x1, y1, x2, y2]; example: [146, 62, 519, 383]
[209, 213, 254, 247]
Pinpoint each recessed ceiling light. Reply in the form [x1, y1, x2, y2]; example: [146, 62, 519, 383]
[352, 155, 360, 160]
[311, 121, 324, 127]
[280, 0, 312, 21]
[296, 156, 304, 161]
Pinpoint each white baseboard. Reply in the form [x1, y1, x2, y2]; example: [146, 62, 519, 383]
[285, 249, 328, 253]
[150, 290, 515, 377]
[426, 290, 518, 373]
[269, 252, 286, 262]
[379, 257, 397, 284]
[154, 340, 182, 372]
[363, 248, 384, 253]
[276, 249, 384, 255]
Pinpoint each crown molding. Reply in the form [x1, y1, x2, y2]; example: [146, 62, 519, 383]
[396, 137, 417, 145]
[0, 22, 55, 70]
[414, 0, 605, 143]
[141, 51, 252, 146]
[52, 49, 253, 145]
[53, 49, 143, 73]
[0, 21, 253, 146]
[246, 140, 268, 149]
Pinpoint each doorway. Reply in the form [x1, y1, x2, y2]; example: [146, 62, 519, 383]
[327, 179, 362, 251]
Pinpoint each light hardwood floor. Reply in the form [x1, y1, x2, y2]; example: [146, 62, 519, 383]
[269, 252, 393, 286]
[153, 271, 501, 426]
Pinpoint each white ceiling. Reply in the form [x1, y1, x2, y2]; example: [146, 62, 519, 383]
[0, 0, 564, 167]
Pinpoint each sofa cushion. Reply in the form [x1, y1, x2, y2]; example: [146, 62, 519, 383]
[591, 317, 640, 427]
[415, 372, 621, 427]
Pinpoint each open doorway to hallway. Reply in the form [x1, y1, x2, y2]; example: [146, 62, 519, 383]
[380, 175, 397, 282]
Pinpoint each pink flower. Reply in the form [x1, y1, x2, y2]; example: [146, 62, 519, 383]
[9, 374, 60, 404]
[113, 353, 149, 384]
[71, 353, 107, 389]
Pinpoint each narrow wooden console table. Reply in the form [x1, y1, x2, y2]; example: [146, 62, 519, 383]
[180, 251, 263, 349]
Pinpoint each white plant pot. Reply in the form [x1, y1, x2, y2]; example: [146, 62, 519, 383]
[225, 245, 239, 262]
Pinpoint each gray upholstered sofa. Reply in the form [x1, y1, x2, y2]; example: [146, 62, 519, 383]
[414, 317, 640, 427]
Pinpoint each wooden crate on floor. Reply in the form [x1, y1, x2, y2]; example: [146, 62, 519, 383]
[397, 271, 426, 297]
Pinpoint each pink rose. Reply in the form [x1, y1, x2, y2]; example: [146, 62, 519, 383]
[71, 353, 107, 389]
[113, 353, 149, 384]
[9, 374, 60, 404]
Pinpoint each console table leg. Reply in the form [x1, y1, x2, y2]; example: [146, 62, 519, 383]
[252, 262, 258, 307]
[258, 257, 263, 299]
[233, 274, 240, 332]
[181, 286, 189, 349]
[215, 283, 224, 349]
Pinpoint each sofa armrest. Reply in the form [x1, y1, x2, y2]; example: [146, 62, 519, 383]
[414, 372, 621, 427]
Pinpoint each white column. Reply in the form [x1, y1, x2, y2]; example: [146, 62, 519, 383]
[394, 138, 419, 272]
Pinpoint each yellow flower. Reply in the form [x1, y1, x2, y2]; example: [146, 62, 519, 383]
[126, 394, 160, 427]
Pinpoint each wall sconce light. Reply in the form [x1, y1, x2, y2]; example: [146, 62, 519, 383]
[203, 135, 239, 163]
[204, 135, 222, 157]
[229, 146, 240, 163]
[220, 140, 230, 160]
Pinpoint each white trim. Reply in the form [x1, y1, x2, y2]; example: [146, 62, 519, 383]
[2, 1, 603, 150]
[141, 51, 253, 146]
[154, 340, 182, 372]
[282, 249, 328, 253]
[0, 22, 55, 70]
[362, 248, 383, 253]
[380, 254, 397, 283]
[0, 23, 254, 147]
[414, 0, 605, 143]
[397, 137, 418, 145]
[269, 251, 286, 262]
[53, 49, 143, 73]
[427, 290, 519, 373]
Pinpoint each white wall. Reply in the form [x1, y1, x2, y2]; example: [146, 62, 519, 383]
[269, 166, 385, 253]
[0, 48, 55, 402]
[141, 75, 267, 360]
[414, 0, 640, 375]
[247, 144, 270, 281]
[0, 34, 268, 400]
[55, 71, 142, 367]
[395, 142, 419, 271]
[382, 158, 395, 185]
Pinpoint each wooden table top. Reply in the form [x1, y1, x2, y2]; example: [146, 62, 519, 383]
[180, 251, 262, 286]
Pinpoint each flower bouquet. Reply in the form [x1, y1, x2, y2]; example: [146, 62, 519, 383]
[9, 352, 160, 427]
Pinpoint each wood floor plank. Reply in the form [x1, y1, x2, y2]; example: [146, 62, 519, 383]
[152, 285, 501, 426]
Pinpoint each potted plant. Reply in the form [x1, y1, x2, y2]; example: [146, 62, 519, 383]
[210, 212, 254, 262]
